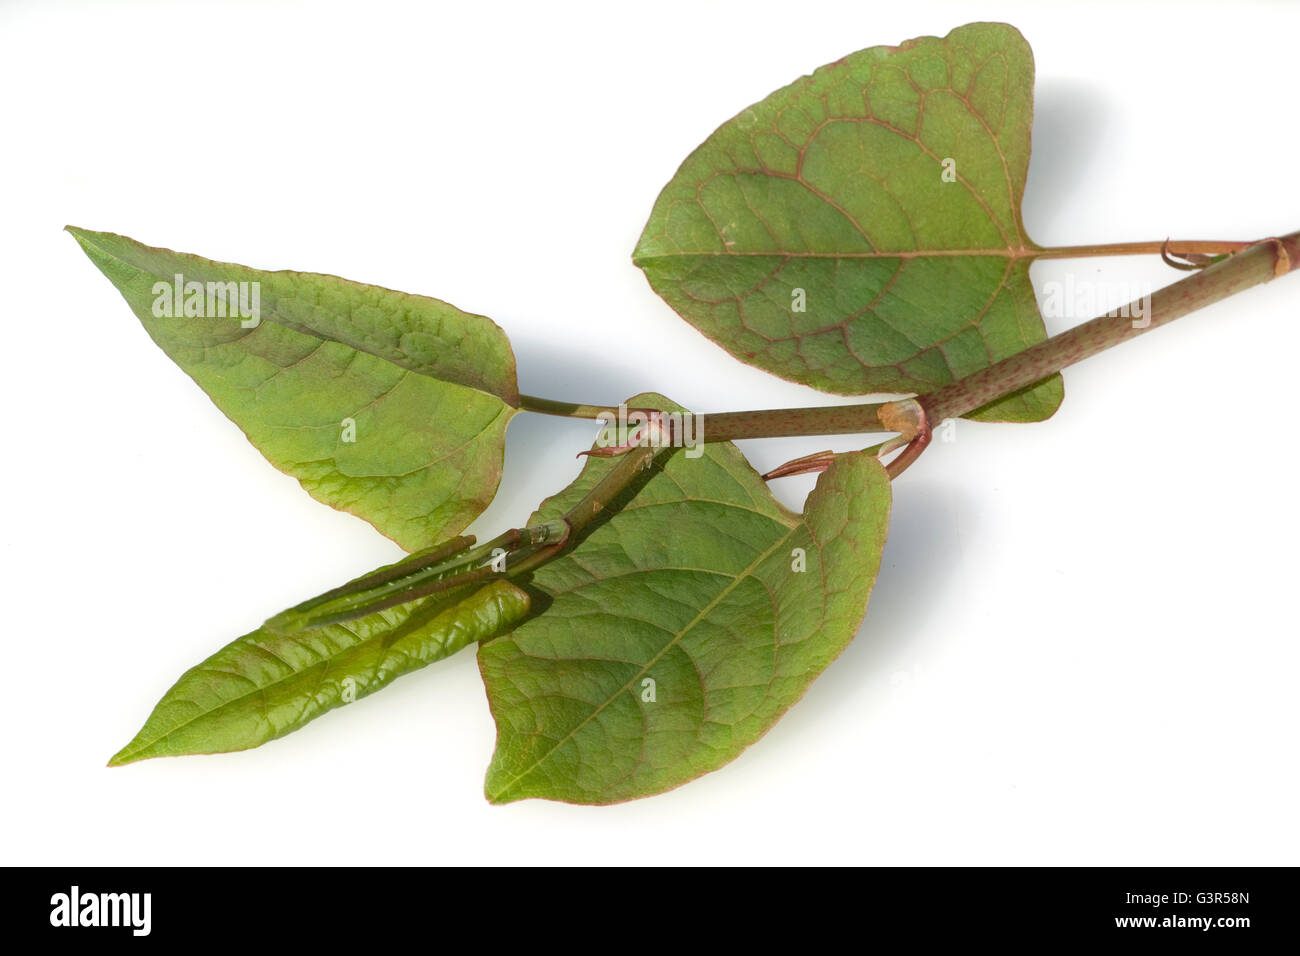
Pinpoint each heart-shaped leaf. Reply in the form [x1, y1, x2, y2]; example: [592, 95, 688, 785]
[633, 22, 1062, 422]
[110, 578, 530, 765]
[70, 227, 519, 549]
[479, 395, 892, 804]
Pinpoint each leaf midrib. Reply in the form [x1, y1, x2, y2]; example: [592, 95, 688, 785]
[634, 247, 1041, 263]
[71, 227, 519, 406]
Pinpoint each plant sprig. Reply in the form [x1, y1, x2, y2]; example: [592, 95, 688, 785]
[70, 21, 1298, 804]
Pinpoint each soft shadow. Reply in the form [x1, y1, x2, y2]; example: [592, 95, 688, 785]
[511, 334, 642, 409]
[469, 334, 647, 533]
[786, 479, 977, 725]
[1022, 79, 1111, 241]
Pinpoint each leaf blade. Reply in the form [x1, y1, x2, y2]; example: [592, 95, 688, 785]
[479, 396, 891, 804]
[633, 22, 1061, 422]
[69, 227, 519, 549]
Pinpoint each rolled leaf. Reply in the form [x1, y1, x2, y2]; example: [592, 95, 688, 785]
[110, 579, 530, 764]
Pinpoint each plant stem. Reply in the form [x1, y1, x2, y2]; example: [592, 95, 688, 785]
[503, 445, 659, 576]
[921, 232, 1298, 424]
[522, 393, 893, 439]
[702, 403, 889, 440]
[563, 445, 659, 536]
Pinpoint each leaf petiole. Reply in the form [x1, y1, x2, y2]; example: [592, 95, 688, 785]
[1035, 238, 1255, 260]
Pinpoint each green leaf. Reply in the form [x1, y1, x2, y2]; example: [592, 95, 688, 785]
[69, 227, 519, 550]
[479, 395, 892, 804]
[110, 579, 530, 765]
[632, 22, 1062, 423]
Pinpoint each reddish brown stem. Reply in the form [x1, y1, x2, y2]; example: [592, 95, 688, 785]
[921, 233, 1299, 425]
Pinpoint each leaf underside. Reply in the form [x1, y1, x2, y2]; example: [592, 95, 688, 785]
[479, 394, 892, 804]
[70, 227, 519, 550]
[633, 21, 1062, 423]
[110, 579, 530, 765]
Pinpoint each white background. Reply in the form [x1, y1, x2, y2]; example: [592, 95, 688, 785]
[2, 0, 1297, 866]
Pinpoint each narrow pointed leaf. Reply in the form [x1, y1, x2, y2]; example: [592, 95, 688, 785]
[69, 227, 519, 549]
[110, 579, 530, 765]
[633, 22, 1062, 422]
[479, 395, 892, 804]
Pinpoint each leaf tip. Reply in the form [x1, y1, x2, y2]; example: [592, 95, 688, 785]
[483, 770, 524, 806]
[107, 736, 150, 767]
[64, 225, 106, 256]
